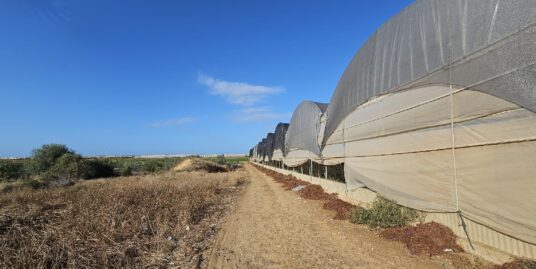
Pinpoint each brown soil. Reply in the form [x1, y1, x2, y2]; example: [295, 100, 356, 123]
[297, 184, 333, 200]
[251, 165, 527, 269]
[323, 198, 357, 220]
[255, 165, 358, 219]
[380, 222, 464, 256]
[219, 164, 534, 269]
[208, 163, 446, 268]
[256, 165, 310, 191]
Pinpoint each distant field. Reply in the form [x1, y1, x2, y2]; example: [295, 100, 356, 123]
[203, 156, 248, 165]
[1, 153, 248, 183]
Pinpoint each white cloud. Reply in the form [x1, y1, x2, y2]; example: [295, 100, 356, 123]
[232, 107, 291, 123]
[198, 73, 284, 106]
[148, 117, 195, 128]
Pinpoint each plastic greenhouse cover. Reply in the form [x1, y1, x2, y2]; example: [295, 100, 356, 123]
[273, 123, 289, 152]
[265, 133, 275, 160]
[285, 101, 327, 157]
[323, 0, 536, 144]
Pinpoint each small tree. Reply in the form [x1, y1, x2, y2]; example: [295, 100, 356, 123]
[30, 144, 117, 182]
[30, 144, 74, 174]
[41, 153, 84, 182]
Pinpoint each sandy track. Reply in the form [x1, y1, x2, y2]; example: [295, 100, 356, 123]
[207, 164, 443, 269]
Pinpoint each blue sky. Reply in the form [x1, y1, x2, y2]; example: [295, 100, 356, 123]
[0, 0, 414, 157]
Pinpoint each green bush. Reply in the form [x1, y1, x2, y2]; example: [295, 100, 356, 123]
[143, 160, 163, 173]
[350, 196, 420, 228]
[100, 157, 184, 174]
[80, 159, 116, 179]
[120, 166, 133, 176]
[215, 155, 226, 165]
[40, 153, 84, 182]
[31, 145, 117, 182]
[0, 160, 26, 182]
[30, 144, 74, 174]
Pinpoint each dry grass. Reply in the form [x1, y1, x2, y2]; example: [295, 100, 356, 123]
[0, 170, 247, 268]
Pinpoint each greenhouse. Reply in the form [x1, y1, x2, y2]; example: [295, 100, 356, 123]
[250, 0, 536, 254]
[283, 101, 327, 167]
[271, 123, 289, 161]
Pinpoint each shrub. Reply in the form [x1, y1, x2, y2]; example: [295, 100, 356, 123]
[215, 155, 227, 165]
[350, 196, 420, 228]
[143, 160, 163, 173]
[30, 144, 74, 174]
[80, 159, 116, 179]
[30, 144, 117, 182]
[120, 166, 133, 176]
[0, 161, 26, 182]
[40, 153, 84, 182]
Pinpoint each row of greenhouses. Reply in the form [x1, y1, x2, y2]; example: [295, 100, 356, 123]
[249, 0, 536, 247]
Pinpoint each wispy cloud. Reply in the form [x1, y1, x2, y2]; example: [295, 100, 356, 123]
[148, 117, 195, 128]
[232, 107, 291, 123]
[198, 73, 284, 106]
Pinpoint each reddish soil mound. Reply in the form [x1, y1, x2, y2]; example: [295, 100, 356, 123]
[298, 184, 333, 200]
[253, 164, 361, 221]
[323, 198, 357, 220]
[255, 165, 310, 190]
[379, 222, 463, 256]
[283, 178, 307, 190]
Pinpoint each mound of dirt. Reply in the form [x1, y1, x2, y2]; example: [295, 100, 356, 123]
[379, 222, 463, 256]
[254, 165, 310, 190]
[173, 158, 228, 173]
[323, 198, 358, 220]
[298, 185, 333, 200]
[281, 177, 307, 191]
[254, 164, 360, 220]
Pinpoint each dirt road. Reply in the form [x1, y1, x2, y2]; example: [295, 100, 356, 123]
[207, 164, 444, 269]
